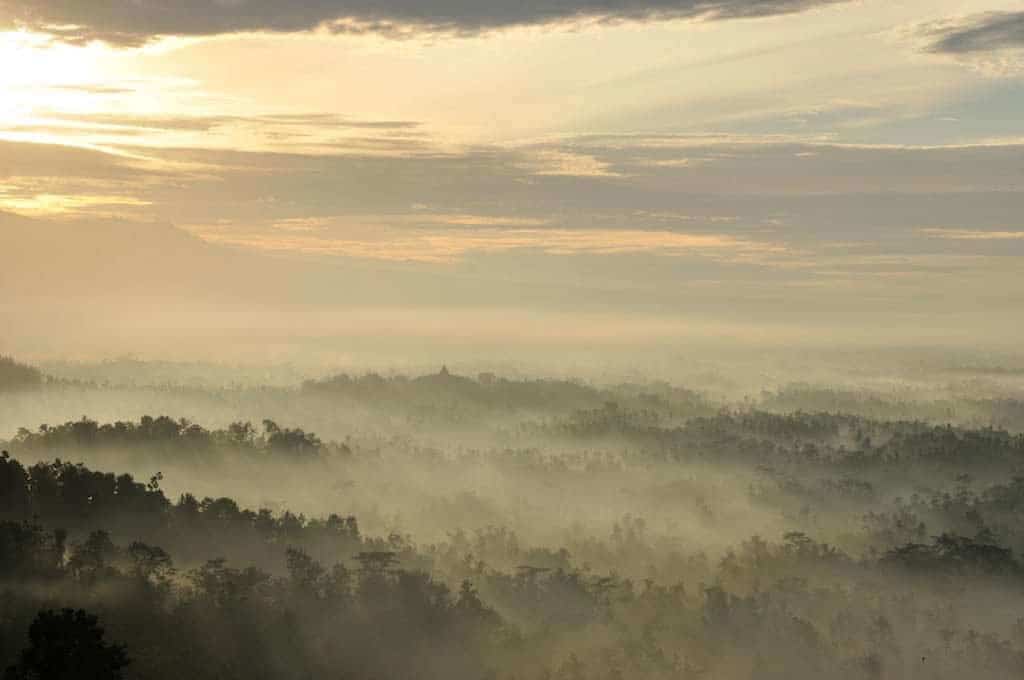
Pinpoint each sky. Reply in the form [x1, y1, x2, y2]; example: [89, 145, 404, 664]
[1, 0, 1023, 363]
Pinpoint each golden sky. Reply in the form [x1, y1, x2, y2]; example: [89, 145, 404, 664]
[2, 0, 1023, 356]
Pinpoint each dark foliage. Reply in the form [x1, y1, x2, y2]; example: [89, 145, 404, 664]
[0, 357, 42, 392]
[3, 609, 129, 680]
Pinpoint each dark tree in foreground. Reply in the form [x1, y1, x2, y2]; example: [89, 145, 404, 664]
[4, 609, 129, 680]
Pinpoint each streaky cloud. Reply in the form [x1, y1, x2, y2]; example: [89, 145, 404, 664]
[3, 0, 851, 46]
[924, 11, 1024, 54]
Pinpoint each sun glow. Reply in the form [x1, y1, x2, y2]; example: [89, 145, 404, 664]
[0, 31, 126, 124]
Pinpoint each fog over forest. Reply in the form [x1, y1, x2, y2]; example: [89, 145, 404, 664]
[2, 347, 1024, 679]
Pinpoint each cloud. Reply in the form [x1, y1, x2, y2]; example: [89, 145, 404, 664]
[517, 149, 623, 178]
[4, 136, 1024, 343]
[40, 112, 421, 134]
[48, 84, 138, 95]
[2, 0, 850, 46]
[0, 139, 146, 180]
[0, 191, 150, 217]
[920, 228, 1024, 241]
[2, 112, 431, 158]
[923, 11, 1024, 55]
[7, 133, 1024, 256]
[9, 133, 1024, 217]
[192, 226, 785, 264]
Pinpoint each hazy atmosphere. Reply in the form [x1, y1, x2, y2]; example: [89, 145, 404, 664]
[2, 1, 1024, 679]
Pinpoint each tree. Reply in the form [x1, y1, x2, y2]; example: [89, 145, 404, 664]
[227, 421, 256, 446]
[127, 542, 173, 583]
[0, 356, 43, 391]
[4, 609, 129, 680]
[456, 579, 486, 613]
[68, 531, 118, 582]
[0, 452, 31, 517]
[285, 547, 325, 596]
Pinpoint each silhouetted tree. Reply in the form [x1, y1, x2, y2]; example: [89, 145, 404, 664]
[4, 609, 129, 680]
